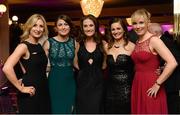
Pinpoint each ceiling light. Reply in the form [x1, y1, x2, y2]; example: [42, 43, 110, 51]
[0, 4, 7, 17]
[80, 0, 104, 18]
[12, 15, 18, 22]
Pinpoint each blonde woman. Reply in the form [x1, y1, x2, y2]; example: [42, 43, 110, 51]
[130, 9, 177, 114]
[3, 14, 51, 114]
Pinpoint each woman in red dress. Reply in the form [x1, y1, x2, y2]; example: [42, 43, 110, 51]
[130, 9, 177, 114]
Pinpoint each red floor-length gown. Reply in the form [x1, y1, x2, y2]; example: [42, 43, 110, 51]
[131, 36, 168, 114]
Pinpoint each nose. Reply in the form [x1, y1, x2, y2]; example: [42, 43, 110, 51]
[36, 26, 41, 31]
[86, 28, 91, 32]
[136, 23, 141, 29]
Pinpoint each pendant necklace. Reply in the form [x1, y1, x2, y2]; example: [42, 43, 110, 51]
[114, 45, 121, 48]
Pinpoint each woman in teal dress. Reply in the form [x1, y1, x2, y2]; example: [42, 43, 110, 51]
[43, 15, 76, 114]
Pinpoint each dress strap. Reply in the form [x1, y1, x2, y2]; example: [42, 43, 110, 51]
[20, 41, 32, 53]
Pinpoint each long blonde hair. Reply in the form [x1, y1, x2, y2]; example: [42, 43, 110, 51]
[20, 14, 48, 42]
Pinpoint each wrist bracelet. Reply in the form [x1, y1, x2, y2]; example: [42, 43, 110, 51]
[155, 81, 161, 86]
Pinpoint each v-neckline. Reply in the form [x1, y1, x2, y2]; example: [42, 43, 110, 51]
[84, 44, 97, 54]
[107, 54, 130, 63]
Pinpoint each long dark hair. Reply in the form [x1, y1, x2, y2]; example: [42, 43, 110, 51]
[106, 18, 129, 49]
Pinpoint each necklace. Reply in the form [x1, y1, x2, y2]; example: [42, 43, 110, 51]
[114, 45, 121, 48]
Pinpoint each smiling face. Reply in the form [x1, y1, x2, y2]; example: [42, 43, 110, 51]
[131, 9, 151, 37]
[55, 19, 70, 37]
[111, 21, 124, 40]
[29, 19, 44, 39]
[132, 16, 149, 36]
[83, 18, 95, 37]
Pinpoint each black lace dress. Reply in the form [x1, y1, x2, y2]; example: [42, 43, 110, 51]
[104, 54, 134, 113]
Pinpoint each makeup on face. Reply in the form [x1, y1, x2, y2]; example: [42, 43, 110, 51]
[132, 16, 148, 35]
[30, 19, 44, 39]
[56, 19, 70, 36]
[111, 22, 124, 40]
[83, 18, 95, 37]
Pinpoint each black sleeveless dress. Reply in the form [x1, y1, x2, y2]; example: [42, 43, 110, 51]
[76, 43, 104, 113]
[104, 54, 134, 113]
[17, 41, 51, 113]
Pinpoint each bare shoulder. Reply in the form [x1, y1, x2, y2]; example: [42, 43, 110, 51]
[74, 40, 80, 52]
[75, 40, 80, 48]
[43, 39, 50, 49]
[102, 40, 108, 48]
[102, 40, 108, 45]
[43, 39, 50, 46]
[16, 43, 28, 52]
[150, 36, 164, 47]
[10, 43, 28, 57]
[127, 41, 135, 51]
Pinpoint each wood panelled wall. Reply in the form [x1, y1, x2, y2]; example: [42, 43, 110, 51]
[0, 0, 9, 63]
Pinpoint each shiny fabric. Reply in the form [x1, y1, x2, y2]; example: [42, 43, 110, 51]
[104, 54, 134, 113]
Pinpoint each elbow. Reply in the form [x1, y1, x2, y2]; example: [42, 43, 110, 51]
[172, 60, 178, 70]
[2, 65, 8, 74]
[2, 64, 12, 75]
[174, 61, 178, 68]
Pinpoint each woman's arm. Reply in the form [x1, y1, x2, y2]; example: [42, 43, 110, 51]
[102, 40, 108, 70]
[73, 40, 80, 70]
[43, 40, 51, 72]
[151, 37, 177, 85]
[2, 44, 35, 96]
[147, 37, 178, 97]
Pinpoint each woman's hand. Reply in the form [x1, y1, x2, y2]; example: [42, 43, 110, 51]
[19, 84, 36, 96]
[147, 83, 160, 98]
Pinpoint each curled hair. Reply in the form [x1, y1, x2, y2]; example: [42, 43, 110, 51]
[20, 14, 48, 42]
[55, 14, 75, 38]
[106, 18, 129, 49]
[131, 8, 151, 24]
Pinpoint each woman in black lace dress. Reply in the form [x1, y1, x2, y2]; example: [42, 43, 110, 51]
[103, 18, 135, 113]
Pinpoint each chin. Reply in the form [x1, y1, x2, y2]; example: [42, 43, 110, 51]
[61, 34, 68, 37]
[136, 32, 143, 36]
[86, 34, 94, 37]
[34, 35, 42, 39]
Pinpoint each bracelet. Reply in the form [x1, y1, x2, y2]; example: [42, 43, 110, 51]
[155, 81, 161, 86]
